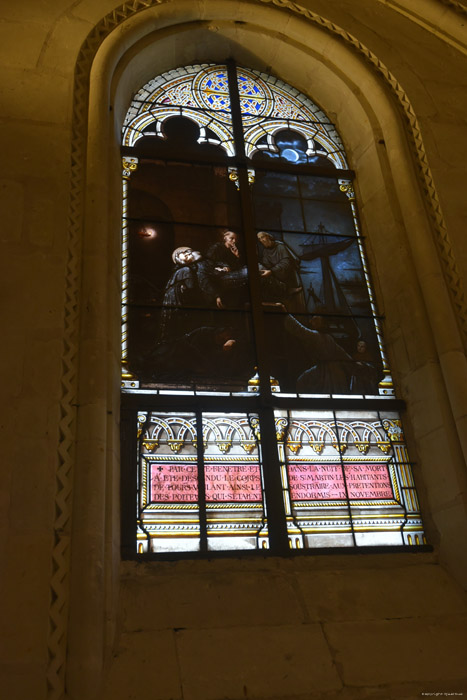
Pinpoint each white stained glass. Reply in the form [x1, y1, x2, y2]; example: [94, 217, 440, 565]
[138, 412, 268, 553]
[122, 64, 347, 167]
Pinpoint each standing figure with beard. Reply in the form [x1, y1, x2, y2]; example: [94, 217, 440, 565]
[158, 246, 223, 344]
[257, 231, 304, 310]
[207, 229, 244, 271]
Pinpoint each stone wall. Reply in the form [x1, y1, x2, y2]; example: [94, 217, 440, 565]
[103, 555, 467, 699]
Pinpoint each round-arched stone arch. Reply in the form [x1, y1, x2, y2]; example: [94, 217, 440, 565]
[50, 3, 467, 698]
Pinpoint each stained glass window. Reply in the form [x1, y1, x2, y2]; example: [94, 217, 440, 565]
[275, 409, 423, 548]
[136, 411, 266, 553]
[120, 62, 426, 557]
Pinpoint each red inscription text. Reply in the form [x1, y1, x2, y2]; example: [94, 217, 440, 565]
[150, 463, 262, 503]
[288, 463, 393, 501]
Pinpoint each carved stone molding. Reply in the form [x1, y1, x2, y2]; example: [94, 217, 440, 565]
[47, 1, 467, 697]
[438, 0, 467, 15]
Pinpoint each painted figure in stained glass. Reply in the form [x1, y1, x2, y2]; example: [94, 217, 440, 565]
[283, 311, 378, 394]
[123, 65, 384, 394]
[147, 239, 252, 388]
[158, 246, 224, 345]
[206, 230, 249, 307]
[351, 339, 380, 394]
[123, 65, 426, 556]
[206, 230, 244, 271]
[149, 324, 245, 384]
[257, 231, 304, 308]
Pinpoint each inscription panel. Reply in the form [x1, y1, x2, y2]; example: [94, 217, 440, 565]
[150, 462, 262, 503]
[288, 463, 393, 501]
[150, 463, 198, 502]
[205, 463, 262, 502]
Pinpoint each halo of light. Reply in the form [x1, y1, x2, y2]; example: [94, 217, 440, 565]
[138, 226, 157, 239]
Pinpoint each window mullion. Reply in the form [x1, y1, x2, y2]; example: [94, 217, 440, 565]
[121, 406, 139, 557]
[226, 59, 271, 399]
[258, 408, 290, 553]
[227, 60, 289, 553]
[195, 408, 208, 551]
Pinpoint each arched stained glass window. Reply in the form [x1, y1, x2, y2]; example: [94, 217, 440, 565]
[120, 62, 426, 557]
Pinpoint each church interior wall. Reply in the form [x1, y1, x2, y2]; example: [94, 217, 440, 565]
[1, 1, 466, 698]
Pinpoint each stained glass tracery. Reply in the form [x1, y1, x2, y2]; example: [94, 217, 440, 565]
[122, 64, 347, 167]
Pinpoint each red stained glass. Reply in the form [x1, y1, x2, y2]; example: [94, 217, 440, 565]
[205, 463, 262, 502]
[150, 463, 198, 502]
[288, 463, 393, 501]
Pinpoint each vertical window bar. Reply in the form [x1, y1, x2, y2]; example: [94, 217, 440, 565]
[195, 408, 208, 551]
[226, 59, 273, 400]
[247, 412, 268, 549]
[281, 410, 305, 542]
[281, 410, 294, 519]
[121, 406, 139, 557]
[227, 60, 289, 552]
[133, 411, 151, 554]
[378, 409, 409, 545]
[258, 407, 290, 553]
[333, 410, 357, 547]
[226, 60, 247, 160]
